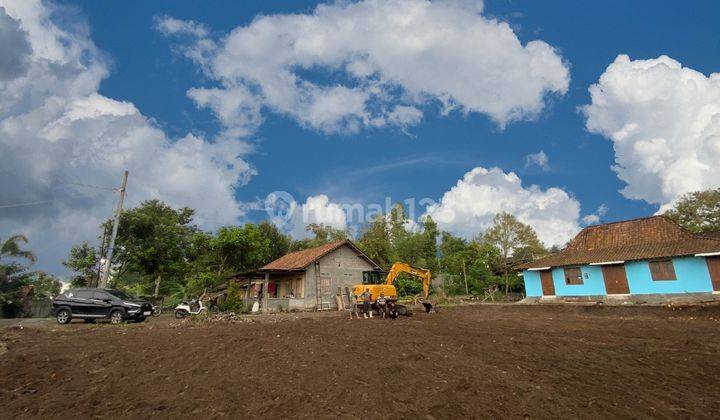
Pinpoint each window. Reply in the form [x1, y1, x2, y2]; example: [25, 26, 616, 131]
[91, 291, 110, 300]
[650, 259, 676, 281]
[74, 290, 93, 299]
[564, 267, 583, 285]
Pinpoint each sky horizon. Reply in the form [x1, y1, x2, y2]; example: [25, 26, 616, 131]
[1, 0, 719, 276]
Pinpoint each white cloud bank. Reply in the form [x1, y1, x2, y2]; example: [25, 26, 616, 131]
[157, 0, 569, 136]
[280, 167, 587, 248]
[582, 55, 720, 211]
[424, 167, 582, 247]
[0, 1, 254, 274]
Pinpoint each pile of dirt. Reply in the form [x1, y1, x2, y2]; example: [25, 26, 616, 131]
[2, 305, 719, 418]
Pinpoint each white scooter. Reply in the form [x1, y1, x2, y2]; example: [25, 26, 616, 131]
[174, 298, 207, 319]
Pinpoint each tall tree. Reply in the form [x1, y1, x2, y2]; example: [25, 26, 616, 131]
[63, 241, 102, 287]
[258, 221, 291, 263]
[439, 232, 500, 295]
[0, 235, 36, 291]
[484, 213, 545, 294]
[211, 224, 269, 278]
[358, 214, 393, 269]
[419, 216, 439, 273]
[665, 188, 720, 233]
[0, 235, 43, 317]
[289, 223, 348, 251]
[109, 200, 198, 297]
[1, 234, 36, 266]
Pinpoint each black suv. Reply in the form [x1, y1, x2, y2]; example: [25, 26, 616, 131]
[52, 288, 152, 324]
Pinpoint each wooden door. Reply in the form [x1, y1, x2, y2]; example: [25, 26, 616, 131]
[707, 257, 720, 292]
[540, 270, 555, 296]
[602, 264, 630, 294]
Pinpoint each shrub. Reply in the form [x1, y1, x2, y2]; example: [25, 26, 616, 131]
[220, 282, 244, 313]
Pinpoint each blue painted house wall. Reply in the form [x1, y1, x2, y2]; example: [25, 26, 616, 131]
[523, 270, 543, 297]
[522, 256, 714, 297]
[625, 257, 713, 294]
[551, 265, 606, 296]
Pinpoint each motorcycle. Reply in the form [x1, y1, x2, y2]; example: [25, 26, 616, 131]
[174, 298, 207, 319]
[151, 297, 163, 317]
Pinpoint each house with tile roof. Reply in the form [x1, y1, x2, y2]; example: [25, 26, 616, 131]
[519, 216, 720, 299]
[233, 240, 380, 311]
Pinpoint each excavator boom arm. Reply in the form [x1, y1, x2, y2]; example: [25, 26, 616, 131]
[385, 262, 431, 298]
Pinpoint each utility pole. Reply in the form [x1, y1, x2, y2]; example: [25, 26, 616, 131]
[99, 170, 128, 288]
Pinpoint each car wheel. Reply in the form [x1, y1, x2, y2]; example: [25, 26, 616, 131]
[56, 308, 71, 324]
[109, 309, 124, 324]
[83, 319, 96, 324]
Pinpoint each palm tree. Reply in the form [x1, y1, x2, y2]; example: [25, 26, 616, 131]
[1, 234, 36, 263]
[0, 234, 36, 283]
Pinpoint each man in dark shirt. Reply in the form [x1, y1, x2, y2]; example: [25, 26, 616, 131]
[360, 288, 372, 318]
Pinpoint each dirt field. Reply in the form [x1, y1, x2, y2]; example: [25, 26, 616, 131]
[2, 304, 720, 419]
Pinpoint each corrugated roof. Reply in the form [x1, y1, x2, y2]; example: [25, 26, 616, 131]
[260, 240, 379, 271]
[520, 216, 720, 269]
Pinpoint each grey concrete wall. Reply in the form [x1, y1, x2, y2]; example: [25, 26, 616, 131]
[302, 245, 375, 310]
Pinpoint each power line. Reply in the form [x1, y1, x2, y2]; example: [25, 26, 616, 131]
[0, 192, 102, 210]
[63, 181, 118, 192]
[0, 199, 56, 209]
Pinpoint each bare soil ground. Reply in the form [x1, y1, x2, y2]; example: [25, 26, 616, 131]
[2, 304, 720, 419]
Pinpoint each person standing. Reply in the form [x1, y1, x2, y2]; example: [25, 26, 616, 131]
[348, 292, 360, 319]
[377, 293, 387, 318]
[360, 288, 372, 319]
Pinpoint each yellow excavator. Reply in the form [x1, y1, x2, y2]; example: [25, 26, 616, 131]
[352, 262, 433, 315]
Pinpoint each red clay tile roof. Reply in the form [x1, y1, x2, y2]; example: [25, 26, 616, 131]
[260, 240, 379, 271]
[698, 231, 720, 240]
[520, 216, 720, 269]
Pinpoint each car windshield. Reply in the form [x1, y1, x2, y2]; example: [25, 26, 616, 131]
[106, 289, 135, 300]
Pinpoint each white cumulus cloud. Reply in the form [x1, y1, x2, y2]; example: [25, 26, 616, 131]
[424, 167, 582, 246]
[0, 1, 254, 274]
[284, 194, 348, 239]
[582, 55, 720, 211]
[524, 150, 549, 170]
[157, 0, 569, 136]
[581, 203, 608, 225]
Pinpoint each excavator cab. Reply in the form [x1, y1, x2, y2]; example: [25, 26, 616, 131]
[362, 270, 386, 285]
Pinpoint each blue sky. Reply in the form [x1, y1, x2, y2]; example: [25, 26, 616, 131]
[71, 0, 719, 221]
[2, 0, 720, 274]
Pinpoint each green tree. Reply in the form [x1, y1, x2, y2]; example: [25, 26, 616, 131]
[290, 223, 348, 251]
[358, 214, 393, 269]
[665, 188, 720, 233]
[0, 235, 39, 317]
[258, 221, 291, 263]
[63, 241, 101, 287]
[211, 224, 269, 278]
[26, 272, 62, 301]
[439, 232, 500, 295]
[484, 213, 545, 294]
[419, 216, 439, 273]
[109, 200, 198, 297]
